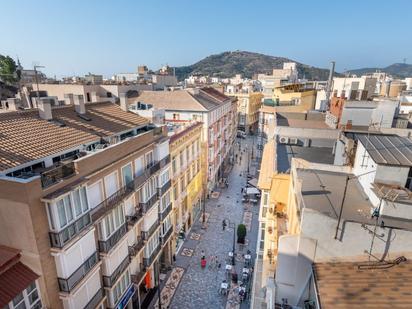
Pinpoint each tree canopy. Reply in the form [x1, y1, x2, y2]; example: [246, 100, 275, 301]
[0, 55, 20, 84]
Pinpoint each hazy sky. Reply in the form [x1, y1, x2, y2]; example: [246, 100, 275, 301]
[1, 0, 411, 78]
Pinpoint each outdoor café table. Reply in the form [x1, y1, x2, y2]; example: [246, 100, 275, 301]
[221, 282, 229, 289]
[242, 268, 249, 274]
[225, 264, 232, 271]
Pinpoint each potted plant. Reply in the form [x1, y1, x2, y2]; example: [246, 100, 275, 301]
[237, 224, 247, 244]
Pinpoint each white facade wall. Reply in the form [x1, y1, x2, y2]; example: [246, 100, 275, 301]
[142, 205, 159, 231]
[101, 237, 129, 276]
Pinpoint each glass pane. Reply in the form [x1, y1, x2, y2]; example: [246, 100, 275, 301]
[13, 293, 24, 305]
[57, 200, 67, 228]
[105, 217, 111, 238]
[122, 164, 133, 185]
[80, 187, 89, 211]
[14, 302, 26, 309]
[26, 282, 36, 294]
[114, 207, 120, 228]
[28, 289, 39, 304]
[64, 196, 73, 222]
[73, 190, 82, 216]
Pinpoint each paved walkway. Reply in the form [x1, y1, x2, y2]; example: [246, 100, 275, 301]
[160, 136, 261, 309]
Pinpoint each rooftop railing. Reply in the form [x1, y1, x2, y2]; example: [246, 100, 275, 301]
[41, 162, 76, 188]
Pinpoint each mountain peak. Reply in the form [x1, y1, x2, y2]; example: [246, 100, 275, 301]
[174, 51, 333, 81]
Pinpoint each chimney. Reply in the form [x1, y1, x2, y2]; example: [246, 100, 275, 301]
[91, 91, 98, 102]
[119, 93, 128, 111]
[38, 98, 53, 120]
[64, 93, 74, 105]
[73, 94, 86, 114]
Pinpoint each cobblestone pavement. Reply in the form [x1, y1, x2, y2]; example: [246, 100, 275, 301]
[167, 136, 260, 309]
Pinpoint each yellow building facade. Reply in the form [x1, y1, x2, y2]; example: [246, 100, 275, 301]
[272, 84, 316, 112]
[169, 122, 204, 252]
[227, 92, 263, 133]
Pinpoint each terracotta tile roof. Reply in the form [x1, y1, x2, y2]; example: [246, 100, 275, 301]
[0, 262, 39, 307]
[0, 245, 19, 269]
[0, 101, 149, 172]
[313, 260, 412, 309]
[134, 88, 231, 112]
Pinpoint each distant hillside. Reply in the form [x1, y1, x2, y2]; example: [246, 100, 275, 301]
[347, 63, 412, 78]
[174, 51, 336, 81]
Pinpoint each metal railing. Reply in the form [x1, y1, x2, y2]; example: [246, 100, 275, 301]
[143, 243, 161, 268]
[128, 236, 144, 257]
[49, 212, 92, 248]
[102, 255, 130, 288]
[57, 251, 99, 292]
[98, 223, 127, 253]
[161, 225, 173, 245]
[141, 220, 160, 241]
[83, 287, 105, 309]
[159, 202, 172, 221]
[158, 179, 171, 196]
[41, 162, 76, 188]
[126, 208, 143, 228]
[139, 192, 159, 213]
[131, 264, 147, 285]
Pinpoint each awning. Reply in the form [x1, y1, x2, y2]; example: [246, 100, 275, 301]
[246, 187, 260, 195]
[247, 178, 258, 188]
[0, 262, 39, 307]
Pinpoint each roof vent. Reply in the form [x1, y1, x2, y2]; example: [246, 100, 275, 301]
[38, 98, 53, 120]
[73, 94, 86, 114]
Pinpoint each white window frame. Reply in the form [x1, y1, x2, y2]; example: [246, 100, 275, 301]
[6, 280, 42, 309]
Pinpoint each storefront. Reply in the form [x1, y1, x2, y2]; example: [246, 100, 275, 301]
[116, 284, 135, 309]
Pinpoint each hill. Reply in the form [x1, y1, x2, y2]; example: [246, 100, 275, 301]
[174, 51, 335, 81]
[347, 63, 412, 78]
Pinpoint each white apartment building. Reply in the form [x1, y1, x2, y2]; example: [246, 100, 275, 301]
[132, 87, 237, 192]
[332, 75, 377, 100]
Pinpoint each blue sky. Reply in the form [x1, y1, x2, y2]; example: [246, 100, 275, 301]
[1, 0, 411, 78]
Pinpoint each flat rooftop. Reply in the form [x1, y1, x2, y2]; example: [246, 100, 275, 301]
[276, 145, 335, 173]
[314, 260, 412, 309]
[276, 118, 329, 129]
[297, 168, 412, 230]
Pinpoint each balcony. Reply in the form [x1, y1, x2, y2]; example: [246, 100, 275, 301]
[131, 264, 147, 285]
[141, 220, 160, 241]
[84, 288, 105, 309]
[41, 162, 76, 188]
[161, 225, 173, 245]
[98, 223, 127, 253]
[158, 179, 171, 196]
[57, 251, 99, 293]
[143, 243, 161, 268]
[128, 236, 144, 257]
[49, 212, 92, 248]
[126, 208, 143, 228]
[91, 171, 152, 223]
[159, 202, 172, 221]
[139, 192, 159, 213]
[103, 255, 130, 288]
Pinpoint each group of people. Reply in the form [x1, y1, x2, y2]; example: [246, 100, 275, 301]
[200, 251, 221, 270]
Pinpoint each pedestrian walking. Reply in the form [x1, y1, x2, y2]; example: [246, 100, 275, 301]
[222, 220, 227, 231]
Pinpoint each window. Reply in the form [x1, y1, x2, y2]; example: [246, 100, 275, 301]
[259, 223, 266, 250]
[160, 170, 170, 186]
[173, 113, 180, 120]
[145, 151, 154, 168]
[122, 164, 133, 186]
[186, 147, 190, 162]
[172, 157, 177, 175]
[180, 177, 184, 193]
[111, 270, 131, 305]
[173, 185, 178, 201]
[6, 281, 42, 309]
[179, 151, 184, 167]
[103, 205, 125, 239]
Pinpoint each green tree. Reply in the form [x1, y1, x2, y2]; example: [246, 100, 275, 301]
[0, 55, 18, 84]
[237, 224, 247, 244]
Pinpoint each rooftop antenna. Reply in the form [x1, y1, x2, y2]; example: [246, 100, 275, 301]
[325, 61, 335, 111]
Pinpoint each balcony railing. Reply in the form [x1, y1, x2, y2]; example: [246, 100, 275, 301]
[141, 220, 160, 241]
[98, 223, 127, 253]
[49, 212, 92, 248]
[128, 236, 144, 257]
[83, 288, 105, 309]
[159, 202, 172, 221]
[139, 192, 159, 213]
[149, 155, 171, 175]
[158, 179, 171, 196]
[161, 225, 173, 245]
[103, 255, 130, 288]
[91, 170, 153, 223]
[126, 208, 143, 228]
[131, 264, 147, 285]
[41, 162, 76, 188]
[143, 243, 161, 268]
[57, 251, 99, 292]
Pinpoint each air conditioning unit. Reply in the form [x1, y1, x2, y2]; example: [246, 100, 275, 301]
[289, 137, 298, 145]
[279, 136, 289, 144]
